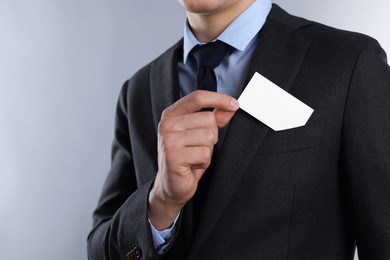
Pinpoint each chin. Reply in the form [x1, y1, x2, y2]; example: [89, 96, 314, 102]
[177, 0, 229, 14]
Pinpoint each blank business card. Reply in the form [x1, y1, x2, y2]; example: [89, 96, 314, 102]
[238, 72, 314, 131]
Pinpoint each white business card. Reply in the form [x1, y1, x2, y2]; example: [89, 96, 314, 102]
[238, 72, 314, 131]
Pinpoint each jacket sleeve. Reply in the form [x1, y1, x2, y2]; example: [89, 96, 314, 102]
[87, 77, 165, 260]
[341, 38, 390, 259]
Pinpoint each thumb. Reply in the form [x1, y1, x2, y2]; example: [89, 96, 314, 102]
[213, 107, 239, 128]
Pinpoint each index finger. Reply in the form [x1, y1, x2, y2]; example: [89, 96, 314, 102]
[163, 90, 240, 118]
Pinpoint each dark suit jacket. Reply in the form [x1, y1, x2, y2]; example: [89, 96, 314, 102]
[88, 4, 390, 260]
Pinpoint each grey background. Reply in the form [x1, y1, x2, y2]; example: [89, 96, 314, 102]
[1, 1, 388, 259]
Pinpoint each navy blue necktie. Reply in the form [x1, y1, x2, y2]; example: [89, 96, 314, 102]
[190, 40, 230, 231]
[192, 40, 230, 92]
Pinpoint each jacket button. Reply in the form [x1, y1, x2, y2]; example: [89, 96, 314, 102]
[126, 246, 142, 260]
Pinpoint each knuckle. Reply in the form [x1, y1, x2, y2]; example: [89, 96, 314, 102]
[158, 119, 168, 133]
[161, 100, 180, 119]
[203, 129, 215, 143]
[203, 111, 216, 124]
[201, 147, 212, 161]
[191, 90, 204, 104]
[162, 132, 176, 148]
[158, 117, 175, 133]
[161, 106, 171, 119]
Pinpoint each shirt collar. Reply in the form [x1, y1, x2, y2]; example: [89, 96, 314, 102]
[183, 0, 272, 64]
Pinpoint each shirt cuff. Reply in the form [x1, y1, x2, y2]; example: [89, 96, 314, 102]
[148, 212, 181, 253]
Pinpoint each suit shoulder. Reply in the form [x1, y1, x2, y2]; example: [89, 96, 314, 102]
[119, 38, 182, 105]
[303, 21, 379, 52]
[270, 4, 381, 53]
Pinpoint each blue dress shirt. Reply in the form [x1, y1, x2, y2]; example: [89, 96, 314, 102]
[179, 0, 272, 98]
[149, 0, 272, 252]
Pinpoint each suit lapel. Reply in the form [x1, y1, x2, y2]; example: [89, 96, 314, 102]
[149, 40, 183, 131]
[188, 5, 315, 256]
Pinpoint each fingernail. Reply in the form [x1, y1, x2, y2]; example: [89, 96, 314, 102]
[230, 98, 240, 109]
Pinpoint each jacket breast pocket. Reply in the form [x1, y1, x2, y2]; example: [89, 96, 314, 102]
[256, 119, 326, 154]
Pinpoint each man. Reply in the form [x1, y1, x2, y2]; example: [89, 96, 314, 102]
[87, 0, 390, 259]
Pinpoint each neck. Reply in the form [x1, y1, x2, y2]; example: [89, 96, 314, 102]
[187, 0, 255, 43]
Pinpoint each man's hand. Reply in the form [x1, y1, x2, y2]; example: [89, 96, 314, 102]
[148, 90, 240, 230]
